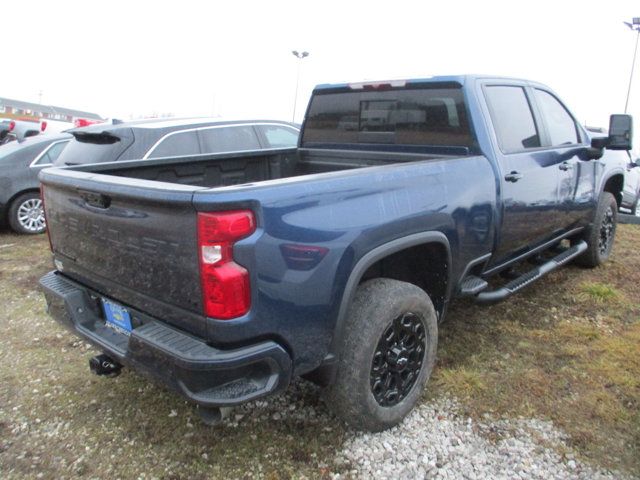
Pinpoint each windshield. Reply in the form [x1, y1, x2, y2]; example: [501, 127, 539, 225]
[302, 85, 474, 151]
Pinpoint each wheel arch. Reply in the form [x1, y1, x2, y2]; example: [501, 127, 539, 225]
[601, 173, 624, 207]
[330, 232, 451, 356]
[5, 188, 41, 220]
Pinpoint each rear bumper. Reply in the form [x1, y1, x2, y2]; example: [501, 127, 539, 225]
[39, 271, 292, 407]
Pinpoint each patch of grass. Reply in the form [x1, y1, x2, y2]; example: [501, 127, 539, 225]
[435, 366, 486, 399]
[578, 282, 621, 303]
[429, 224, 640, 476]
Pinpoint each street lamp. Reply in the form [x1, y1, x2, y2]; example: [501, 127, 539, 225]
[291, 50, 309, 122]
[623, 17, 640, 113]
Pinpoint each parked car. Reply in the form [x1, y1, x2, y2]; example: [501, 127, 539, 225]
[39, 75, 631, 431]
[0, 118, 47, 144]
[54, 118, 300, 166]
[586, 127, 640, 215]
[0, 133, 71, 234]
[621, 157, 640, 216]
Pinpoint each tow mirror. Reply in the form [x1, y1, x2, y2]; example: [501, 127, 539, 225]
[607, 114, 633, 150]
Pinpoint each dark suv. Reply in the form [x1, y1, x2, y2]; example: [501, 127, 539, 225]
[55, 118, 300, 166]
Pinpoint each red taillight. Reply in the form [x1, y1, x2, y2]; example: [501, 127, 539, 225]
[9, 121, 15, 131]
[40, 121, 47, 132]
[197, 210, 256, 319]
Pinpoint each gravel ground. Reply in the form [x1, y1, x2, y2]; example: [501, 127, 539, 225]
[334, 398, 631, 480]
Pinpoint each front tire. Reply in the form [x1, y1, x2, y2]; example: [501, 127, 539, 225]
[631, 196, 640, 217]
[325, 278, 438, 431]
[8, 192, 46, 235]
[575, 192, 617, 268]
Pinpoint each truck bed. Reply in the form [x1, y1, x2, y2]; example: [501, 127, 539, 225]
[72, 147, 458, 188]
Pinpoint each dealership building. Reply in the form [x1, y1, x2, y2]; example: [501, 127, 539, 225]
[0, 97, 102, 123]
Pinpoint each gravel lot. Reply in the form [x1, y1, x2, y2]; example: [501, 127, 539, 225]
[336, 398, 629, 480]
[1, 226, 639, 479]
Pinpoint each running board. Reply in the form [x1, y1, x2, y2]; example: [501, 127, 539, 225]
[475, 241, 587, 304]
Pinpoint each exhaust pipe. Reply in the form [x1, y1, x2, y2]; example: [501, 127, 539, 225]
[89, 354, 122, 377]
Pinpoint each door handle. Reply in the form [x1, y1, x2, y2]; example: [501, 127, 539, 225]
[559, 162, 573, 171]
[504, 171, 523, 182]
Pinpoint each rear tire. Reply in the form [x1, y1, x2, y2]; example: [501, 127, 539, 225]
[8, 192, 46, 235]
[324, 278, 438, 431]
[574, 192, 617, 268]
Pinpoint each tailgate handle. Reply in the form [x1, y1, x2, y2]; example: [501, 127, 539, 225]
[79, 190, 111, 209]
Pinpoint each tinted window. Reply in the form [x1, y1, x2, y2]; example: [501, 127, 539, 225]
[55, 128, 135, 165]
[534, 89, 579, 146]
[485, 86, 540, 153]
[302, 86, 473, 149]
[148, 130, 200, 158]
[260, 125, 298, 148]
[198, 126, 260, 154]
[34, 141, 69, 165]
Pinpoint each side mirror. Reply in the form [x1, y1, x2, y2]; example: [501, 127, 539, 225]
[607, 114, 633, 150]
[635, 158, 640, 167]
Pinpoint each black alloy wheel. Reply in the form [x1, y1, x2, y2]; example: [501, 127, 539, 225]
[370, 312, 426, 407]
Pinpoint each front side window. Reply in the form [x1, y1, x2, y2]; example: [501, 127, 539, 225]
[148, 130, 200, 158]
[485, 86, 541, 153]
[534, 89, 579, 146]
[198, 126, 260, 154]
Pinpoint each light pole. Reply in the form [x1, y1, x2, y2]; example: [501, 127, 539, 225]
[623, 18, 640, 113]
[291, 50, 309, 122]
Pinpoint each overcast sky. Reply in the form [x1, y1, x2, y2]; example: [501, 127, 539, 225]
[3, 0, 639, 139]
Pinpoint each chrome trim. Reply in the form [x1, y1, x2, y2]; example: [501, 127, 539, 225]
[142, 122, 299, 160]
[29, 140, 70, 168]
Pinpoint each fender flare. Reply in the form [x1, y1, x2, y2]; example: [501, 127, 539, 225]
[328, 231, 452, 357]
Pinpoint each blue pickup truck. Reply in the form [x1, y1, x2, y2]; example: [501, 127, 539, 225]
[39, 75, 632, 431]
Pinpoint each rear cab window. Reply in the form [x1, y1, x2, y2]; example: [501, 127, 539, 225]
[301, 83, 475, 152]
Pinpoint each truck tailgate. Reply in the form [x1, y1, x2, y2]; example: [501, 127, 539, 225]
[40, 168, 207, 320]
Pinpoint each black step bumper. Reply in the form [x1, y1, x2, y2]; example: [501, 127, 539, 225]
[39, 271, 292, 407]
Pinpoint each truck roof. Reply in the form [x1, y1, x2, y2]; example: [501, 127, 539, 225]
[313, 75, 551, 91]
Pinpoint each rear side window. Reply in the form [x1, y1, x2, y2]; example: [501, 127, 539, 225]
[485, 86, 541, 153]
[33, 141, 69, 165]
[198, 126, 260, 154]
[302, 86, 473, 149]
[148, 130, 200, 158]
[534, 89, 580, 146]
[259, 125, 299, 148]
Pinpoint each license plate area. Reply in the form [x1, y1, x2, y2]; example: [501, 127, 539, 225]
[102, 299, 133, 336]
